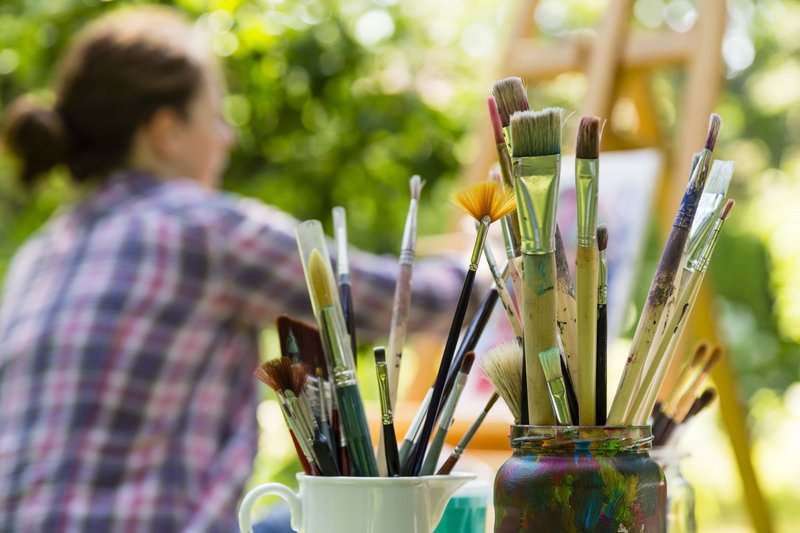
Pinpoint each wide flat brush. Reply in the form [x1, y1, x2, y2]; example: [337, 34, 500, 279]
[609, 114, 722, 424]
[511, 108, 563, 425]
[406, 181, 515, 476]
[575, 116, 602, 425]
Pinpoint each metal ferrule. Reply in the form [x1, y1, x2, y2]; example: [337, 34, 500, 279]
[469, 217, 491, 270]
[685, 191, 725, 262]
[399, 199, 418, 267]
[598, 251, 608, 305]
[545, 376, 572, 425]
[320, 307, 357, 386]
[513, 154, 561, 254]
[675, 148, 712, 230]
[501, 217, 518, 259]
[688, 218, 724, 273]
[575, 158, 599, 247]
[375, 363, 394, 425]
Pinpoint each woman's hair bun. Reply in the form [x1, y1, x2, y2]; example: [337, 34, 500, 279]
[2, 96, 66, 186]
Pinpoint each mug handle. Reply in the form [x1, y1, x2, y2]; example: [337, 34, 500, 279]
[238, 482, 302, 533]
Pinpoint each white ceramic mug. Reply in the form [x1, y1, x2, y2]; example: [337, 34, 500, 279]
[238, 472, 475, 533]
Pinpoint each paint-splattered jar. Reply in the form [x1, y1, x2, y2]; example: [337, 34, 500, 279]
[651, 448, 695, 533]
[494, 425, 666, 532]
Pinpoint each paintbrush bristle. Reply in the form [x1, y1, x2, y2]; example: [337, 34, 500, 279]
[480, 341, 523, 421]
[488, 97, 505, 145]
[491, 77, 529, 127]
[410, 174, 424, 201]
[451, 181, 516, 223]
[705, 114, 722, 151]
[510, 108, 563, 158]
[277, 316, 328, 378]
[693, 388, 717, 413]
[537, 348, 562, 382]
[255, 357, 309, 395]
[597, 224, 608, 252]
[721, 199, 735, 220]
[576, 116, 601, 159]
[309, 249, 335, 309]
[460, 351, 476, 374]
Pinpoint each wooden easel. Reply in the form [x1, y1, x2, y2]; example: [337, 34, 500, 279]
[462, 0, 774, 530]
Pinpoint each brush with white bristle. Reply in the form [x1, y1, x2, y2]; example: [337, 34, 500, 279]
[480, 341, 524, 423]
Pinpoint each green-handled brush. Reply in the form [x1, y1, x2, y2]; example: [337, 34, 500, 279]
[539, 347, 573, 426]
[511, 108, 563, 425]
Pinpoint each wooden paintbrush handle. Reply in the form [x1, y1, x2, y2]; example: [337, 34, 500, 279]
[523, 253, 557, 425]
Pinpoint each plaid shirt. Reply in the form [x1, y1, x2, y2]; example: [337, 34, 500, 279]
[0, 171, 465, 532]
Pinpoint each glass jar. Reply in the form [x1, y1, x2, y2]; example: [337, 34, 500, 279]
[650, 448, 695, 533]
[494, 426, 666, 532]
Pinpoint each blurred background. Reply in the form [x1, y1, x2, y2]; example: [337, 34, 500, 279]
[0, 0, 798, 531]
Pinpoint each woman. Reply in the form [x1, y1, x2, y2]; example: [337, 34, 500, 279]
[0, 7, 468, 531]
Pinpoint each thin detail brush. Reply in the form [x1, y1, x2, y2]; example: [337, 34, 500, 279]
[511, 107, 563, 424]
[406, 181, 515, 476]
[609, 114, 722, 424]
[380, 175, 423, 476]
[489, 96, 522, 254]
[554, 226, 579, 392]
[596, 224, 609, 425]
[575, 116, 601, 425]
[421, 352, 476, 475]
[437, 392, 499, 475]
[374, 347, 400, 477]
[332, 207, 357, 366]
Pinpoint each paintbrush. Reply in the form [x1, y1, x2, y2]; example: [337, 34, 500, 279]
[281, 364, 340, 476]
[296, 221, 378, 476]
[277, 316, 348, 474]
[398, 281, 500, 472]
[380, 175, 423, 476]
[539, 347, 573, 425]
[608, 114, 722, 425]
[511, 107, 563, 425]
[554, 226, 580, 395]
[654, 388, 717, 446]
[421, 352, 476, 475]
[253, 357, 322, 475]
[660, 341, 711, 418]
[254, 359, 317, 475]
[332, 207, 357, 365]
[436, 392, 499, 475]
[480, 341, 524, 423]
[673, 346, 722, 422]
[492, 77, 530, 146]
[374, 347, 400, 477]
[539, 348, 572, 426]
[483, 244, 522, 341]
[387, 175, 424, 405]
[557, 341, 579, 424]
[406, 181, 515, 476]
[488, 95, 522, 254]
[596, 224, 609, 425]
[630, 198, 734, 423]
[575, 116, 601, 425]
